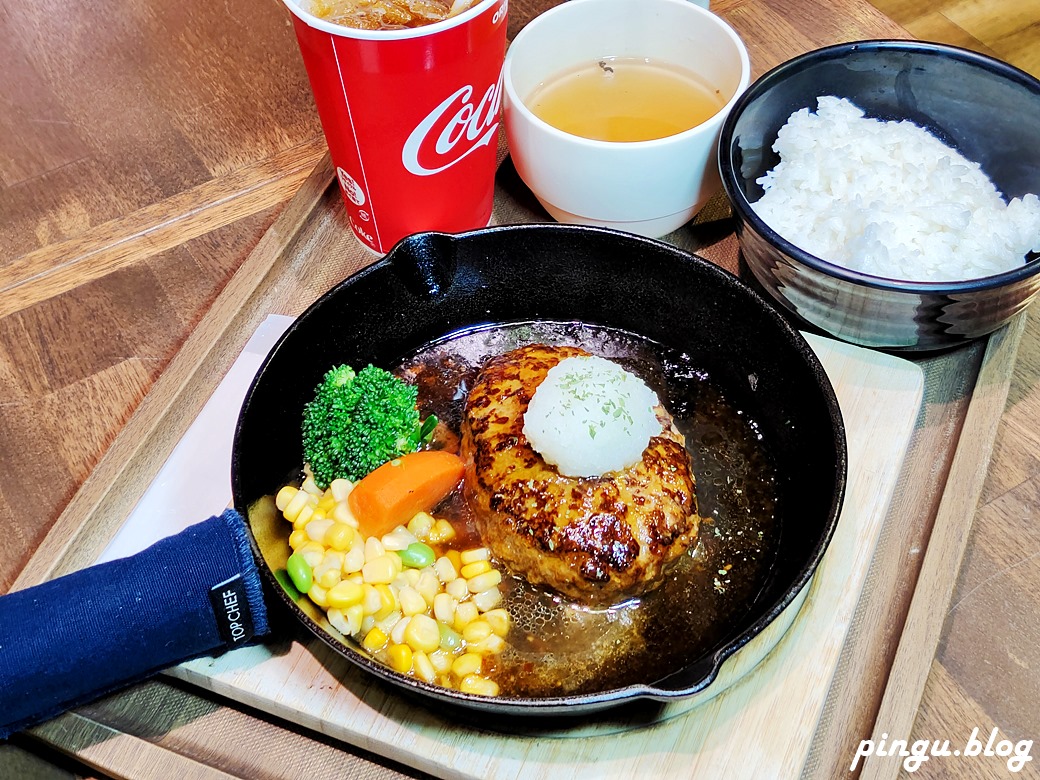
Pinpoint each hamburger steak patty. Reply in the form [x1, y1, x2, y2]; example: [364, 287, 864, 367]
[460, 344, 700, 605]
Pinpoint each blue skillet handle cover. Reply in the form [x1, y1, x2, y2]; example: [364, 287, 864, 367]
[0, 509, 269, 739]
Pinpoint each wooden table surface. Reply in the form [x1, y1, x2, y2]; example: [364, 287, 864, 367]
[2, 0, 1038, 777]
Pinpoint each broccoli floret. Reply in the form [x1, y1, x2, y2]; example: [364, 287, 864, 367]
[302, 364, 435, 488]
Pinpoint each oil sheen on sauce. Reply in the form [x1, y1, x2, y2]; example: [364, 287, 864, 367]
[397, 322, 779, 697]
[527, 57, 726, 143]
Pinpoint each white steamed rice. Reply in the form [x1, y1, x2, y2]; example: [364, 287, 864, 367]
[522, 355, 663, 478]
[752, 96, 1040, 282]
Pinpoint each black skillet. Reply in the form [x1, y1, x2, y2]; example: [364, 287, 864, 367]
[232, 223, 847, 717]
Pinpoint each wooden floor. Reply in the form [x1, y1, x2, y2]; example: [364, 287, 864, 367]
[865, 2, 1040, 778]
[869, 0, 1040, 77]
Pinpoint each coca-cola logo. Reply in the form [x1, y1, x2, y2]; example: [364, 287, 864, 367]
[402, 77, 502, 176]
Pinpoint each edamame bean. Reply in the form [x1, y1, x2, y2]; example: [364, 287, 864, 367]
[438, 621, 464, 652]
[286, 551, 313, 593]
[397, 542, 436, 569]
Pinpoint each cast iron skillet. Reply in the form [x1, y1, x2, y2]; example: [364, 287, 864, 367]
[231, 223, 847, 716]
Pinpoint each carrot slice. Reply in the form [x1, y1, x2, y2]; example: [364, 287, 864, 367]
[348, 450, 465, 538]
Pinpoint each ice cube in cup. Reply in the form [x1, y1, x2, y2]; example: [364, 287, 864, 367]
[309, 0, 480, 30]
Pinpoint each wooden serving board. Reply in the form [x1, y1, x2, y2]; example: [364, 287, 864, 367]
[23, 138, 1013, 780]
[22, 150, 1018, 780]
[129, 320, 924, 779]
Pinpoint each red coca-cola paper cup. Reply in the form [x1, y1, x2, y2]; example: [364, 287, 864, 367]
[284, 0, 508, 254]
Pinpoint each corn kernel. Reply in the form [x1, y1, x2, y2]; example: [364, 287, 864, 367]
[308, 583, 328, 608]
[404, 614, 441, 654]
[483, 608, 511, 636]
[451, 652, 482, 678]
[345, 603, 364, 636]
[446, 577, 469, 601]
[282, 488, 310, 522]
[314, 550, 344, 580]
[328, 577, 350, 602]
[317, 493, 336, 513]
[428, 518, 456, 543]
[413, 651, 437, 683]
[362, 627, 388, 653]
[460, 560, 492, 579]
[468, 633, 506, 656]
[327, 607, 352, 637]
[364, 536, 385, 563]
[301, 474, 323, 495]
[398, 568, 422, 588]
[387, 643, 413, 674]
[361, 584, 382, 616]
[373, 583, 398, 619]
[434, 556, 457, 583]
[326, 580, 364, 609]
[318, 568, 341, 589]
[446, 549, 463, 572]
[429, 649, 454, 674]
[342, 545, 365, 574]
[288, 529, 309, 551]
[376, 610, 403, 637]
[332, 501, 359, 528]
[299, 543, 325, 569]
[317, 547, 344, 569]
[381, 527, 417, 551]
[454, 600, 479, 631]
[472, 586, 502, 613]
[415, 569, 441, 605]
[460, 548, 490, 565]
[362, 555, 397, 585]
[324, 522, 356, 552]
[292, 503, 315, 530]
[433, 592, 457, 625]
[390, 615, 411, 645]
[399, 586, 427, 617]
[276, 485, 299, 513]
[360, 614, 376, 636]
[463, 620, 493, 645]
[407, 511, 435, 540]
[305, 517, 334, 543]
[459, 675, 499, 697]
[467, 570, 502, 594]
[330, 478, 353, 503]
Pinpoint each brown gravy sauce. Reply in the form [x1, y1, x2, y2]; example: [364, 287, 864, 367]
[396, 321, 779, 698]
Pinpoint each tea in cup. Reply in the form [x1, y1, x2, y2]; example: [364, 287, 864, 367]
[503, 0, 750, 237]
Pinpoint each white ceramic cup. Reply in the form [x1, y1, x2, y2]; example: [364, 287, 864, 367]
[503, 0, 750, 237]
